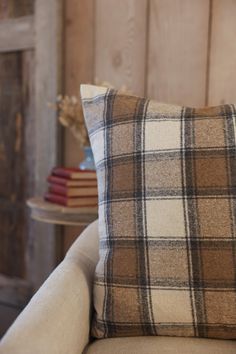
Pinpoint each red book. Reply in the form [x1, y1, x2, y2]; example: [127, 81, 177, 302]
[47, 175, 97, 187]
[52, 167, 96, 180]
[48, 184, 98, 197]
[45, 193, 98, 207]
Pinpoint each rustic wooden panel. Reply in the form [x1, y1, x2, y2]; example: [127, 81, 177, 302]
[0, 0, 34, 19]
[0, 274, 31, 337]
[63, 0, 96, 253]
[64, 0, 94, 94]
[64, 0, 95, 167]
[147, 0, 210, 106]
[95, 0, 148, 95]
[22, 50, 35, 200]
[22, 50, 37, 286]
[208, 0, 236, 105]
[35, 0, 63, 194]
[0, 53, 26, 277]
[27, 0, 63, 290]
[0, 16, 34, 53]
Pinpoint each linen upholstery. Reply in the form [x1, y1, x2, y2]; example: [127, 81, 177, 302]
[0, 221, 99, 354]
[81, 84, 236, 339]
[85, 336, 236, 354]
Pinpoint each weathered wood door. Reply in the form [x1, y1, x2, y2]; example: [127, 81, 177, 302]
[0, 3, 35, 278]
[0, 1, 35, 335]
[0, 0, 62, 336]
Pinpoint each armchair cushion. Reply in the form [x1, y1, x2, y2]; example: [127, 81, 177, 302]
[0, 220, 99, 354]
[85, 336, 236, 354]
[81, 84, 236, 340]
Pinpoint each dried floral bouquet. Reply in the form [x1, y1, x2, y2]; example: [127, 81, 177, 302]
[50, 95, 89, 147]
[49, 81, 132, 147]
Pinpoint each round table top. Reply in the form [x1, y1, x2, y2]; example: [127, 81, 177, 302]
[27, 197, 98, 226]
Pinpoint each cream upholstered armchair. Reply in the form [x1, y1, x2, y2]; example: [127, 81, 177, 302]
[0, 220, 235, 354]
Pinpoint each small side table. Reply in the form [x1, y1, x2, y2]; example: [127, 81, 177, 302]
[27, 197, 98, 226]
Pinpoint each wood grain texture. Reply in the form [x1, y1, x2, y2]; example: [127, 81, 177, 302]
[0, 53, 26, 277]
[64, 0, 94, 94]
[208, 0, 236, 105]
[22, 50, 35, 201]
[147, 0, 210, 106]
[95, 0, 148, 96]
[0, 0, 36, 282]
[0, 0, 34, 19]
[64, 0, 95, 167]
[22, 49, 37, 288]
[28, 0, 63, 290]
[63, 0, 96, 253]
[0, 16, 34, 52]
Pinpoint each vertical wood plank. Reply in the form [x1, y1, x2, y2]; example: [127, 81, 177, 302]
[64, 0, 94, 95]
[95, 0, 148, 95]
[0, 53, 25, 277]
[35, 0, 63, 195]
[22, 49, 37, 286]
[208, 0, 236, 105]
[147, 0, 210, 106]
[64, 0, 95, 167]
[28, 0, 63, 290]
[22, 50, 35, 203]
[0, 2, 35, 333]
[63, 0, 95, 254]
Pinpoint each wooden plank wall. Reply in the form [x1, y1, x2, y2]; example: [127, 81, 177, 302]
[147, 0, 210, 106]
[0, 0, 63, 289]
[64, 0, 236, 251]
[208, 0, 236, 105]
[0, 0, 35, 336]
[95, 0, 148, 96]
[64, 0, 94, 167]
[0, 52, 25, 277]
[63, 0, 95, 249]
[29, 0, 63, 288]
[0, 1, 34, 278]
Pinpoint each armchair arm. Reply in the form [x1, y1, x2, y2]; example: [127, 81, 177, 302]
[0, 220, 99, 354]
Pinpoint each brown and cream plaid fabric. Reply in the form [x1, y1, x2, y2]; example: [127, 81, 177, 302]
[80, 84, 236, 340]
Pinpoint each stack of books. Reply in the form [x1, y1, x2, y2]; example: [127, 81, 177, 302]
[45, 167, 98, 207]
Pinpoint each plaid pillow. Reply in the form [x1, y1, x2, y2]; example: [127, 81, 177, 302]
[80, 84, 236, 340]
